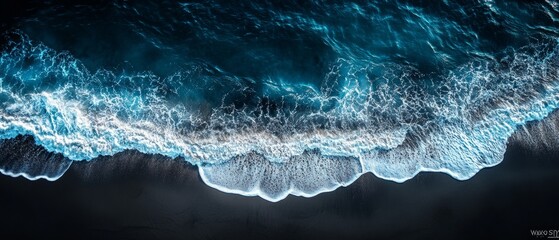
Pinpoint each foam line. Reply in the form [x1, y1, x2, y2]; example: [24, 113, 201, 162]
[1, 33, 559, 201]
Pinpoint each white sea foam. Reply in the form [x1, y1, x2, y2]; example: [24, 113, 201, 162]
[1, 34, 558, 201]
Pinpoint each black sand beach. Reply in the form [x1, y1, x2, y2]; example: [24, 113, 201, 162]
[0, 142, 557, 240]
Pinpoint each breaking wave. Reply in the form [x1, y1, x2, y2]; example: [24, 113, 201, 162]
[1, 0, 559, 201]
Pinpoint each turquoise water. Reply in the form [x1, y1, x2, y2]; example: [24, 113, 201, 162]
[1, 0, 559, 201]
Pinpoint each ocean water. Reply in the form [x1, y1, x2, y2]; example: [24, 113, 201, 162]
[1, 0, 559, 201]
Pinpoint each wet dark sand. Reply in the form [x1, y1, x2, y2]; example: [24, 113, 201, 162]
[0, 142, 558, 240]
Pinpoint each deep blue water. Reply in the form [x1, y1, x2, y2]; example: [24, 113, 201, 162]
[1, 0, 559, 201]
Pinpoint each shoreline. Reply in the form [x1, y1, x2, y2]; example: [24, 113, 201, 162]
[0, 140, 558, 239]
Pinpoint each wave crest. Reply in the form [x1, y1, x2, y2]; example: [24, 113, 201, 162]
[1, 32, 559, 201]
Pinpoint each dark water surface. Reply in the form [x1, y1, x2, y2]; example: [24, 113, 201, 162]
[1, 1, 559, 238]
[1, 1, 559, 200]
